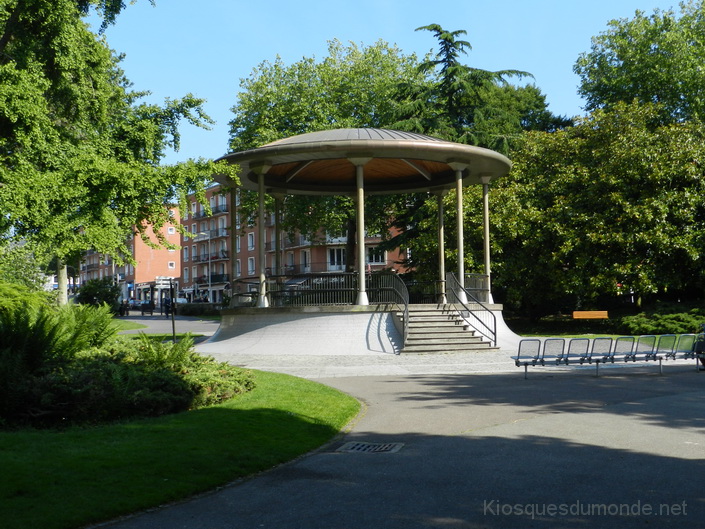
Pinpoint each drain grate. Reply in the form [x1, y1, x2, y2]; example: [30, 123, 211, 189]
[335, 442, 404, 454]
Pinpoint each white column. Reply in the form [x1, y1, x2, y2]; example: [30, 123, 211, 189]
[256, 171, 269, 307]
[481, 175, 493, 303]
[450, 163, 468, 303]
[435, 190, 447, 304]
[349, 157, 371, 305]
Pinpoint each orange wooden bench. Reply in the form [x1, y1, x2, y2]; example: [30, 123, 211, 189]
[572, 310, 609, 319]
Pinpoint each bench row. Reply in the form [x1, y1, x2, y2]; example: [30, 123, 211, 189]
[512, 334, 705, 378]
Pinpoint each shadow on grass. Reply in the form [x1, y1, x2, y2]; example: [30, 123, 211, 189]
[0, 406, 342, 529]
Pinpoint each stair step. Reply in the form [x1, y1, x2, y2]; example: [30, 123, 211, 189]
[408, 329, 475, 336]
[398, 304, 495, 354]
[402, 343, 497, 353]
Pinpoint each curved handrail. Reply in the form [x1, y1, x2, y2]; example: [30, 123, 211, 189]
[446, 273, 496, 346]
[368, 272, 409, 352]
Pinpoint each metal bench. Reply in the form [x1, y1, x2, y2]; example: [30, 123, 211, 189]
[513, 334, 704, 377]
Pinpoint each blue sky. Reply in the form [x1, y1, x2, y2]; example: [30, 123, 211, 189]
[94, 0, 678, 164]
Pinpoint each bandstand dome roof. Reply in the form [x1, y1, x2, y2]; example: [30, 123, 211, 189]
[215, 128, 511, 195]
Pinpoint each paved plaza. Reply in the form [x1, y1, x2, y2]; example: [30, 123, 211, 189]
[107, 315, 705, 528]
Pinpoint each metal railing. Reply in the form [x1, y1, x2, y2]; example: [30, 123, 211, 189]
[267, 273, 357, 306]
[446, 272, 496, 346]
[368, 272, 409, 351]
[405, 280, 445, 304]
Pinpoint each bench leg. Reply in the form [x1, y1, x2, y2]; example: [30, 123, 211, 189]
[595, 361, 600, 377]
[659, 358, 663, 375]
[524, 365, 528, 380]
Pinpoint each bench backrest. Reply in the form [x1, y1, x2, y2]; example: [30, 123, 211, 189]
[634, 335, 657, 355]
[613, 336, 635, 355]
[542, 338, 565, 364]
[589, 337, 613, 361]
[654, 334, 677, 356]
[565, 338, 589, 364]
[516, 339, 542, 363]
[675, 333, 697, 354]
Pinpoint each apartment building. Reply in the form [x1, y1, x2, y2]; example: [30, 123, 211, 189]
[178, 184, 406, 304]
[80, 212, 181, 306]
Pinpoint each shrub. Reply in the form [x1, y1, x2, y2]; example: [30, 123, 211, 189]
[108, 334, 256, 409]
[75, 277, 121, 311]
[0, 298, 255, 429]
[15, 355, 195, 427]
[619, 308, 705, 335]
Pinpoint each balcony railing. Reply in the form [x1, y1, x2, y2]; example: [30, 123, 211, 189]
[192, 251, 229, 262]
[195, 273, 230, 285]
[193, 228, 229, 242]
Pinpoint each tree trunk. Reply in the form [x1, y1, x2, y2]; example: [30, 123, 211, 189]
[57, 258, 68, 306]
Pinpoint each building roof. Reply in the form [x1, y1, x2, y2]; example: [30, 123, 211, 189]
[216, 128, 511, 195]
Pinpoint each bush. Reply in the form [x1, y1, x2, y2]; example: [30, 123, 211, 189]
[109, 334, 256, 409]
[174, 303, 222, 317]
[14, 356, 195, 427]
[0, 299, 256, 428]
[619, 308, 705, 335]
[75, 277, 121, 311]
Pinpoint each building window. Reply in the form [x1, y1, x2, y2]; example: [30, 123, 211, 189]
[192, 266, 197, 282]
[247, 232, 255, 251]
[168, 261, 176, 269]
[328, 248, 346, 271]
[167, 226, 176, 235]
[191, 223, 196, 235]
[247, 257, 256, 276]
[236, 236, 241, 253]
[184, 267, 190, 282]
[236, 259, 241, 277]
[367, 247, 386, 264]
[183, 247, 189, 261]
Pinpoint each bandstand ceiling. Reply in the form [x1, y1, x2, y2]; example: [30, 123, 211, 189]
[215, 128, 512, 195]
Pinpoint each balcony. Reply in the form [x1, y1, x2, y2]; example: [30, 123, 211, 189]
[195, 273, 230, 285]
[193, 228, 229, 242]
[282, 235, 311, 249]
[192, 250, 229, 262]
[193, 204, 229, 219]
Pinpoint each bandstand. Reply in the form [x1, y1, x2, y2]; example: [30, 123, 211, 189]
[209, 128, 518, 355]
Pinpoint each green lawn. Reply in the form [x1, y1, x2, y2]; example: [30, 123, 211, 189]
[0, 370, 360, 529]
[112, 318, 148, 331]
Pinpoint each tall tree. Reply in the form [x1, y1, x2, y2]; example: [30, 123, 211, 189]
[575, 1, 705, 123]
[0, 0, 237, 302]
[392, 24, 569, 152]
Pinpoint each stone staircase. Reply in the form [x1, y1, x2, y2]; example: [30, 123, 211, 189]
[400, 304, 498, 354]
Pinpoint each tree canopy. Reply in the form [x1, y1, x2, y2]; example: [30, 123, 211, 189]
[228, 28, 563, 273]
[0, 0, 237, 276]
[491, 102, 705, 315]
[575, 0, 705, 123]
